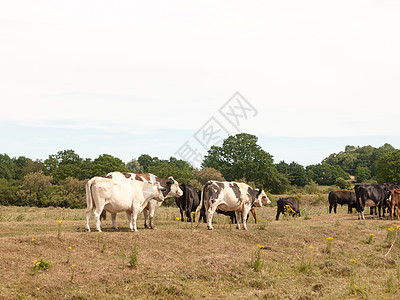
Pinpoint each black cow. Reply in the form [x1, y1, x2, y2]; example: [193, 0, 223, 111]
[175, 183, 205, 222]
[328, 190, 356, 214]
[354, 184, 396, 220]
[276, 197, 300, 220]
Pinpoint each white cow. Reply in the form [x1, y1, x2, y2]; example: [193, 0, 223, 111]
[85, 176, 165, 232]
[195, 181, 271, 230]
[105, 172, 183, 229]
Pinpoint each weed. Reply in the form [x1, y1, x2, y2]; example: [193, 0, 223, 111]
[326, 237, 334, 255]
[70, 264, 76, 282]
[366, 233, 374, 244]
[32, 258, 52, 272]
[66, 246, 72, 264]
[128, 247, 138, 268]
[249, 244, 264, 271]
[386, 272, 394, 293]
[16, 214, 24, 222]
[298, 245, 314, 274]
[257, 220, 267, 230]
[349, 259, 356, 295]
[335, 219, 340, 227]
[56, 220, 63, 240]
[101, 238, 107, 253]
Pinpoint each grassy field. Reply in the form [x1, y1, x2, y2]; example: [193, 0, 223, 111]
[1, 195, 400, 300]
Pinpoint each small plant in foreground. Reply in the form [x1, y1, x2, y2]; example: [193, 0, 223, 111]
[349, 259, 356, 295]
[325, 237, 334, 255]
[128, 246, 138, 268]
[250, 244, 264, 271]
[366, 233, 374, 244]
[32, 258, 52, 272]
[298, 245, 314, 274]
[66, 246, 72, 264]
[176, 217, 181, 229]
[257, 220, 268, 230]
[56, 220, 63, 240]
[386, 271, 394, 293]
[70, 264, 76, 282]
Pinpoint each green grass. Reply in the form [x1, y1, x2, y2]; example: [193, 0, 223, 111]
[1, 198, 400, 299]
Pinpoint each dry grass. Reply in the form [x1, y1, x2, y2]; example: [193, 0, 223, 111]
[1, 197, 400, 299]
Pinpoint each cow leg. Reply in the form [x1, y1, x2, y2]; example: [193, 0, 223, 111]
[143, 208, 150, 229]
[130, 211, 139, 232]
[111, 213, 118, 230]
[334, 204, 337, 214]
[251, 207, 257, 224]
[148, 204, 157, 229]
[125, 212, 134, 231]
[93, 207, 103, 232]
[85, 207, 93, 232]
[242, 210, 250, 230]
[206, 207, 217, 230]
[276, 209, 281, 221]
[234, 211, 242, 229]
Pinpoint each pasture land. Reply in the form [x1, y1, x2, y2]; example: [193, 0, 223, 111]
[1, 195, 400, 299]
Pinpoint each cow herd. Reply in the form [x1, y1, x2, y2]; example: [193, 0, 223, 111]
[85, 172, 272, 232]
[85, 172, 400, 232]
[329, 183, 400, 220]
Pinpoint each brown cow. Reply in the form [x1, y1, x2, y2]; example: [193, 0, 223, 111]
[388, 189, 400, 220]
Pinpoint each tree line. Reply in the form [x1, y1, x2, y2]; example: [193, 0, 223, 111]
[1, 133, 399, 208]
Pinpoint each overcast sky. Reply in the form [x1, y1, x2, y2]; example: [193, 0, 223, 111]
[1, 0, 400, 167]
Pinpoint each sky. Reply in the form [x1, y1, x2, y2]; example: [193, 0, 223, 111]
[1, 0, 400, 167]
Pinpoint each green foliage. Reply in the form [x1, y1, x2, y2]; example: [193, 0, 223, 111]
[376, 150, 400, 184]
[126, 159, 144, 173]
[0, 154, 15, 180]
[306, 163, 350, 186]
[0, 178, 20, 205]
[335, 177, 351, 190]
[355, 166, 371, 183]
[202, 133, 289, 193]
[276, 161, 308, 187]
[192, 167, 225, 185]
[32, 258, 52, 272]
[323, 143, 396, 180]
[91, 154, 127, 177]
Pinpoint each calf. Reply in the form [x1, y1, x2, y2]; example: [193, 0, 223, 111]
[276, 197, 300, 220]
[216, 207, 257, 224]
[328, 190, 356, 214]
[388, 189, 400, 220]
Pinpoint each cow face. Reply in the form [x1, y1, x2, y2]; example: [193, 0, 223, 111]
[258, 190, 271, 206]
[165, 176, 183, 198]
[153, 182, 166, 202]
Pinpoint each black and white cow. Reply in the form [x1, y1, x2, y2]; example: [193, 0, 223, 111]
[195, 181, 271, 230]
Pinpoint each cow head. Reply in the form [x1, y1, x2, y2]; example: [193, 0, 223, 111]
[165, 176, 183, 198]
[254, 189, 271, 207]
[152, 182, 166, 202]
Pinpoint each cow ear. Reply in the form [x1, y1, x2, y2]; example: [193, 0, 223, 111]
[257, 189, 262, 196]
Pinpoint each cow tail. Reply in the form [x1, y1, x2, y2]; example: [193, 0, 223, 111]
[195, 182, 208, 225]
[85, 179, 94, 214]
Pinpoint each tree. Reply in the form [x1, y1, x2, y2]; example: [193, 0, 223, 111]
[276, 161, 308, 187]
[355, 166, 371, 183]
[126, 159, 144, 173]
[376, 150, 400, 184]
[202, 133, 289, 193]
[0, 154, 15, 180]
[306, 163, 350, 186]
[91, 154, 127, 177]
[44, 150, 85, 183]
[192, 167, 225, 186]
